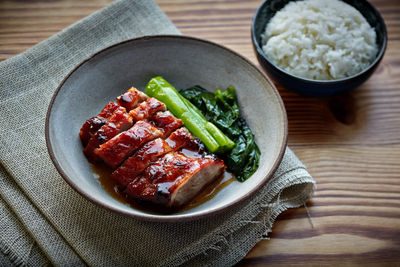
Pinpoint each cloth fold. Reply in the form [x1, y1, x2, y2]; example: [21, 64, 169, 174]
[0, 185, 50, 266]
[0, 0, 315, 265]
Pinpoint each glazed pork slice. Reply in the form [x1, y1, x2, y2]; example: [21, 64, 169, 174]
[116, 86, 148, 111]
[124, 151, 226, 207]
[165, 127, 198, 150]
[129, 97, 166, 122]
[83, 106, 133, 162]
[94, 120, 163, 169]
[79, 101, 120, 146]
[150, 111, 183, 138]
[111, 138, 171, 189]
[111, 127, 195, 189]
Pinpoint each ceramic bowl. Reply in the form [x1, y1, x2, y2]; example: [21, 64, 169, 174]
[251, 0, 387, 97]
[46, 35, 287, 222]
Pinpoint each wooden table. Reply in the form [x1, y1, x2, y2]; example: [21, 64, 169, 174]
[1, 0, 399, 265]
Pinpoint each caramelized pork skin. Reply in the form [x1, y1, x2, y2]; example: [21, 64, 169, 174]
[111, 127, 196, 189]
[80, 87, 147, 147]
[116, 86, 148, 111]
[79, 102, 120, 146]
[150, 111, 183, 138]
[83, 106, 132, 163]
[124, 151, 226, 207]
[165, 127, 198, 150]
[95, 120, 163, 169]
[129, 97, 166, 122]
[111, 138, 171, 188]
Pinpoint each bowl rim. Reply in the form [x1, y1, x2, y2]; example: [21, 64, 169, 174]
[45, 34, 288, 222]
[251, 0, 388, 85]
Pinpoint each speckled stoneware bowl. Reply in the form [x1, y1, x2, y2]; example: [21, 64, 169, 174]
[251, 0, 387, 97]
[46, 35, 287, 222]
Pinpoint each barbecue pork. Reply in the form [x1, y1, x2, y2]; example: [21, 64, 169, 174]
[111, 127, 195, 189]
[124, 151, 225, 207]
[95, 120, 163, 169]
[116, 86, 148, 111]
[150, 111, 183, 138]
[83, 106, 132, 162]
[79, 101, 120, 146]
[81, 87, 228, 209]
[129, 97, 166, 121]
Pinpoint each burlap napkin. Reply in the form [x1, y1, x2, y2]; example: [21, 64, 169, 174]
[0, 0, 316, 265]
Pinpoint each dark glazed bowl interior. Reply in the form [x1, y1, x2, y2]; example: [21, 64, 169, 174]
[251, 0, 388, 97]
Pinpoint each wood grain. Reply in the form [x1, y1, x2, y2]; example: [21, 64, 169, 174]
[1, 0, 399, 265]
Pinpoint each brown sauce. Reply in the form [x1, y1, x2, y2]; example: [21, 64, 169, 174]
[180, 171, 235, 212]
[91, 164, 236, 214]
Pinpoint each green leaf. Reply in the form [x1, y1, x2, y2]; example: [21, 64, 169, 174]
[180, 86, 260, 182]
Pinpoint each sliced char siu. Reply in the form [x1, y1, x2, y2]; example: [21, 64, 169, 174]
[116, 86, 148, 111]
[80, 87, 147, 147]
[150, 111, 183, 138]
[79, 101, 119, 146]
[111, 138, 170, 189]
[124, 151, 226, 207]
[164, 127, 197, 150]
[129, 97, 166, 121]
[111, 127, 195, 189]
[94, 120, 163, 169]
[83, 106, 133, 162]
[82, 87, 228, 209]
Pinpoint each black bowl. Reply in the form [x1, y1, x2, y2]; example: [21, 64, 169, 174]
[251, 0, 387, 97]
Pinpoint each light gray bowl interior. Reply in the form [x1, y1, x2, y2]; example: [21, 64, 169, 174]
[47, 36, 287, 221]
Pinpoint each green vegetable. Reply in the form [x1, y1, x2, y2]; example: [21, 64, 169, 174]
[145, 76, 235, 153]
[180, 85, 260, 182]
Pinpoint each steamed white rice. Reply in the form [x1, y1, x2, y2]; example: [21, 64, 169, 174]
[261, 0, 378, 80]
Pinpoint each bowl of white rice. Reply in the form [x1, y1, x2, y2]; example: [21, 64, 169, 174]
[251, 0, 387, 96]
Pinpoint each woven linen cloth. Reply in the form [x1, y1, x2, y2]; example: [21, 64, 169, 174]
[0, 0, 316, 265]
